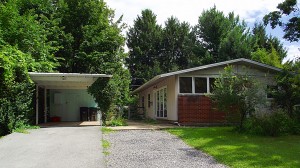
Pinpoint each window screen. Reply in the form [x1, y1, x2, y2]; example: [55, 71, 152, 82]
[179, 77, 192, 93]
[195, 77, 207, 93]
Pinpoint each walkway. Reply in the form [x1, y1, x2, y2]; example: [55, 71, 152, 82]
[107, 120, 178, 130]
[0, 126, 103, 168]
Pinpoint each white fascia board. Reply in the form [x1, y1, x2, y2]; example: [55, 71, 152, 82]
[28, 72, 112, 78]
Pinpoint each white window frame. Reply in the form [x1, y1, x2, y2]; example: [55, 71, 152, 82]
[178, 76, 216, 95]
[153, 86, 167, 118]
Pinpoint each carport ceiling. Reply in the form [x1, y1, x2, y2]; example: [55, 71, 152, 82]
[29, 72, 112, 89]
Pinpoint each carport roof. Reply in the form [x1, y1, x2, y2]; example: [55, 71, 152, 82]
[29, 72, 112, 89]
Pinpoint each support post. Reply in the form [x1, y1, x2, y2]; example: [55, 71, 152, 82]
[44, 87, 47, 123]
[36, 85, 39, 125]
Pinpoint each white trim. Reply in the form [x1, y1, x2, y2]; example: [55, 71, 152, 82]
[207, 77, 210, 93]
[35, 85, 39, 125]
[154, 86, 167, 118]
[132, 58, 282, 94]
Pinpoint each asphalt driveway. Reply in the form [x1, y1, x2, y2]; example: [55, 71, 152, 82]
[0, 126, 103, 168]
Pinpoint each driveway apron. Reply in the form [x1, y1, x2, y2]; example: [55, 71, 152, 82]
[0, 126, 103, 168]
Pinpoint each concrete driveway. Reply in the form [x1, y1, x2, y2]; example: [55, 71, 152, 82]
[0, 126, 103, 168]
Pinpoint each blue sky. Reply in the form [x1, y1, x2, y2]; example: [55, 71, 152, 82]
[106, 0, 299, 62]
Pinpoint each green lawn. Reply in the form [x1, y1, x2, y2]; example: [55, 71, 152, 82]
[167, 127, 300, 168]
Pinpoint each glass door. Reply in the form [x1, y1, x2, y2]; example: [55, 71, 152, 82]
[154, 87, 167, 118]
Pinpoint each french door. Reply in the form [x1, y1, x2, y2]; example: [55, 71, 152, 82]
[154, 87, 167, 118]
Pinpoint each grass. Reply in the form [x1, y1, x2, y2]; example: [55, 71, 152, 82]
[101, 127, 114, 134]
[13, 125, 40, 134]
[167, 127, 300, 168]
[101, 126, 114, 156]
[102, 139, 110, 156]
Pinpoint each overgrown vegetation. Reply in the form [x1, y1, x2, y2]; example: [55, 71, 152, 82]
[209, 66, 265, 130]
[210, 62, 300, 136]
[168, 127, 300, 168]
[106, 117, 127, 127]
[13, 125, 40, 134]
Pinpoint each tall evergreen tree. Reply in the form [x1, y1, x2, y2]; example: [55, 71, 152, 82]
[160, 17, 193, 71]
[126, 9, 162, 84]
[252, 23, 287, 61]
[194, 6, 245, 63]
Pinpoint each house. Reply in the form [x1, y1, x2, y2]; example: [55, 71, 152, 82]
[132, 58, 281, 124]
[29, 72, 112, 124]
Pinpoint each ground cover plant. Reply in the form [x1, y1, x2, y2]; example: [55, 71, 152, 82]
[168, 127, 300, 168]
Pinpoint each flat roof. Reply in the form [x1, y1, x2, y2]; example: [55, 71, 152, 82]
[29, 72, 112, 89]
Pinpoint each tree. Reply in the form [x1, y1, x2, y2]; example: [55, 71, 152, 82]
[54, 0, 125, 74]
[0, 0, 59, 72]
[126, 9, 162, 84]
[194, 6, 249, 63]
[209, 66, 265, 130]
[159, 17, 194, 71]
[251, 47, 283, 68]
[0, 45, 34, 136]
[52, 0, 131, 123]
[252, 22, 287, 61]
[218, 26, 253, 60]
[273, 59, 300, 116]
[0, 0, 61, 135]
[263, 0, 300, 42]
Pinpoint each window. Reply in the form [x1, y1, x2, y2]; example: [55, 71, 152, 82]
[147, 94, 151, 108]
[179, 76, 216, 94]
[141, 96, 144, 108]
[179, 77, 192, 93]
[209, 78, 216, 93]
[154, 87, 167, 118]
[267, 85, 276, 99]
[195, 77, 207, 93]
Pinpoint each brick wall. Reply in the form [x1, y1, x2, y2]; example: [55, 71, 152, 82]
[178, 95, 225, 124]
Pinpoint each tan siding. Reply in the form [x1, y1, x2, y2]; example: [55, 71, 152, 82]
[138, 76, 176, 121]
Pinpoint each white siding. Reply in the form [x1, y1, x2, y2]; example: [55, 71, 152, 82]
[50, 89, 97, 121]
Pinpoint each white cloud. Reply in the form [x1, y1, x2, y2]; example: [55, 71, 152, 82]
[107, 0, 282, 26]
[284, 45, 300, 62]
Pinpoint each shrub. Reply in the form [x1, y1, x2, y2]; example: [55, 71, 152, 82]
[244, 109, 299, 136]
[106, 117, 127, 126]
[209, 66, 265, 130]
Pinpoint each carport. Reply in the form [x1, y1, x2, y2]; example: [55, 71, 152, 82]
[29, 72, 112, 124]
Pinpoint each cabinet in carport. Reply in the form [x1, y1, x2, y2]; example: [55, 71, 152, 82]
[80, 107, 98, 121]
